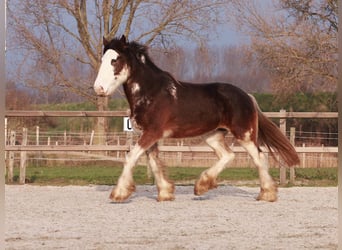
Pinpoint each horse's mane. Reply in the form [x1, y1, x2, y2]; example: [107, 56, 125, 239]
[129, 41, 160, 70]
[130, 41, 182, 86]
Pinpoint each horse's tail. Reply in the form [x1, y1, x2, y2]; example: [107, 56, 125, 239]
[249, 95, 300, 167]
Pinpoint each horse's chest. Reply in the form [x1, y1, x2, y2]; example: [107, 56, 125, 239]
[129, 83, 152, 109]
[127, 82, 175, 130]
[130, 93, 153, 129]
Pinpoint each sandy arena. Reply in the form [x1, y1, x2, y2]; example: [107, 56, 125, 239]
[5, 185, 337, 249]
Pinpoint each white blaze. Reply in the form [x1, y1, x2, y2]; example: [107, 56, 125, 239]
[94, 49, 128, 96]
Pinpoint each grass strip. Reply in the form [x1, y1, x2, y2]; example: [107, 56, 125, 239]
[7, 165, 337, 187]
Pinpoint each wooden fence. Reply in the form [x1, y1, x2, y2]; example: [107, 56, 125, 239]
[5, 110, 338, 185]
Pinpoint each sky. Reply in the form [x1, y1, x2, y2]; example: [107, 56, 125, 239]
[209, 26, 250, 47]
[4, 1, 251, 80]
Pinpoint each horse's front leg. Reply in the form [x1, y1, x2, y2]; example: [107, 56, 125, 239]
[146, 144, 175, 201]
[110, 144, 145, 202]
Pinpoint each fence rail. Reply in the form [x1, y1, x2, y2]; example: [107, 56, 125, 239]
[5, 110, 338, 154]
[5, 110, 338, 185]
[5, 110, 338, 118]
[5, 110, 130, 117]
[4, 145, 338, 153]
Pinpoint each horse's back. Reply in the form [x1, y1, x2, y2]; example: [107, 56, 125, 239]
[179, 82, 255, 115]
[180, 82, 252, 100]
[179, 82, 257, 136]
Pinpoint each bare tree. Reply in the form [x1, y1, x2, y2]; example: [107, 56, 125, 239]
[229, 0, 337, 97]
[5, 81, 32, 111]
[153, 44, 270, 92]
[7, 0, 232, 143]
[7, 0, 232, 101]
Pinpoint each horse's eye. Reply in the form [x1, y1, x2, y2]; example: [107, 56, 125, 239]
[111, 59, 117, 65]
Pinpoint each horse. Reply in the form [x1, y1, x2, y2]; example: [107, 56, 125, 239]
[93, 35, 300, 202]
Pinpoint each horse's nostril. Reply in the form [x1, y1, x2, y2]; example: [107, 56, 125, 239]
[94, 85, 105, 95]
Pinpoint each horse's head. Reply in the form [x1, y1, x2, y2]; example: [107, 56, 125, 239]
[94, 35, 131, 96]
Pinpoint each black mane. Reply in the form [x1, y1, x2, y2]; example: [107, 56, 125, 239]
[104, 36, 170, 76]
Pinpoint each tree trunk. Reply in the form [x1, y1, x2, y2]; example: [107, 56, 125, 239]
[94, 96, 109, 147]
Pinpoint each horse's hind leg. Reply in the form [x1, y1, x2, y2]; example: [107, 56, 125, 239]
[195, 130, 235, 196]
[146, 143, 175, 201]
[238, 136, 277, 202]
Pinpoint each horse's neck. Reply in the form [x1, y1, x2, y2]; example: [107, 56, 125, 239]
[123, 67, 175, 115]
[123, 83, 136, 114]
[123, 80, 149, 114]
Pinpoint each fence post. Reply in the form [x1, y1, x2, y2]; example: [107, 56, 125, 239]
[64, 130, 67, 145]
[320, 144, 324, 168]
[289, 127, 296, 184]
[4, 118, 7, 176]
[90, 130, 95, 145]
[4, 118, 7, 145]
[7, 130, 16, 183]
[36, 126, 39, 145]
[116, 136, 120, 159]
[302, 143, 306, 168]
[35, 126, 42, 167]
[279, 109, 287, 185]
[19, 128, 28, 184]
[177, 140, 183, 165]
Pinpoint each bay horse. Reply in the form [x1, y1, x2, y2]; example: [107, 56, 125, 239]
[94, 35, 299, 202]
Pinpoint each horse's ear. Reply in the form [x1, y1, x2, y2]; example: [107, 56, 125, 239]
[120, 35, 127, 44]
[103, 36, 109, 46]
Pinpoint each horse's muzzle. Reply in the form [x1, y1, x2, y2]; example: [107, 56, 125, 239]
[94, 85, 107, 96]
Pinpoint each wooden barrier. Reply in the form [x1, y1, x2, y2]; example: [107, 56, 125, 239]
[4, 110, 338, 184]
[5, 110, 129, 117]
[19, 128, 28, 184]
[7, 130, 15, 183]
[4, 110, 338, 118]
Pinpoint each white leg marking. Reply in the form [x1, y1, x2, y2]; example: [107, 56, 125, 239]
[120, 144, 145, 184]
[238, 140, 270, 185]
[238, 137, 277, 201]
[148, 153, 175, 201]
[205, 131, 235, 173]
[111, 144, 145, 201]
[195, 131, 235, 195]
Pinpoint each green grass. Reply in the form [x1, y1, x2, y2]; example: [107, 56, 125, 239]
[7, 164, 338, 187]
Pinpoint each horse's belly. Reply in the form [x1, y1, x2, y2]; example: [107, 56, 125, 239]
[168, 120, 219, 138]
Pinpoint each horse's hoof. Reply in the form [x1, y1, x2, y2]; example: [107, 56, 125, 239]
[194, 183, 208, 196]
[157, 193, 175, 202]
[194, 173, 217, 196]
[109, 185, 136, 202]
[157, 182, 175, 201]
[256, 187, 278, 202]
